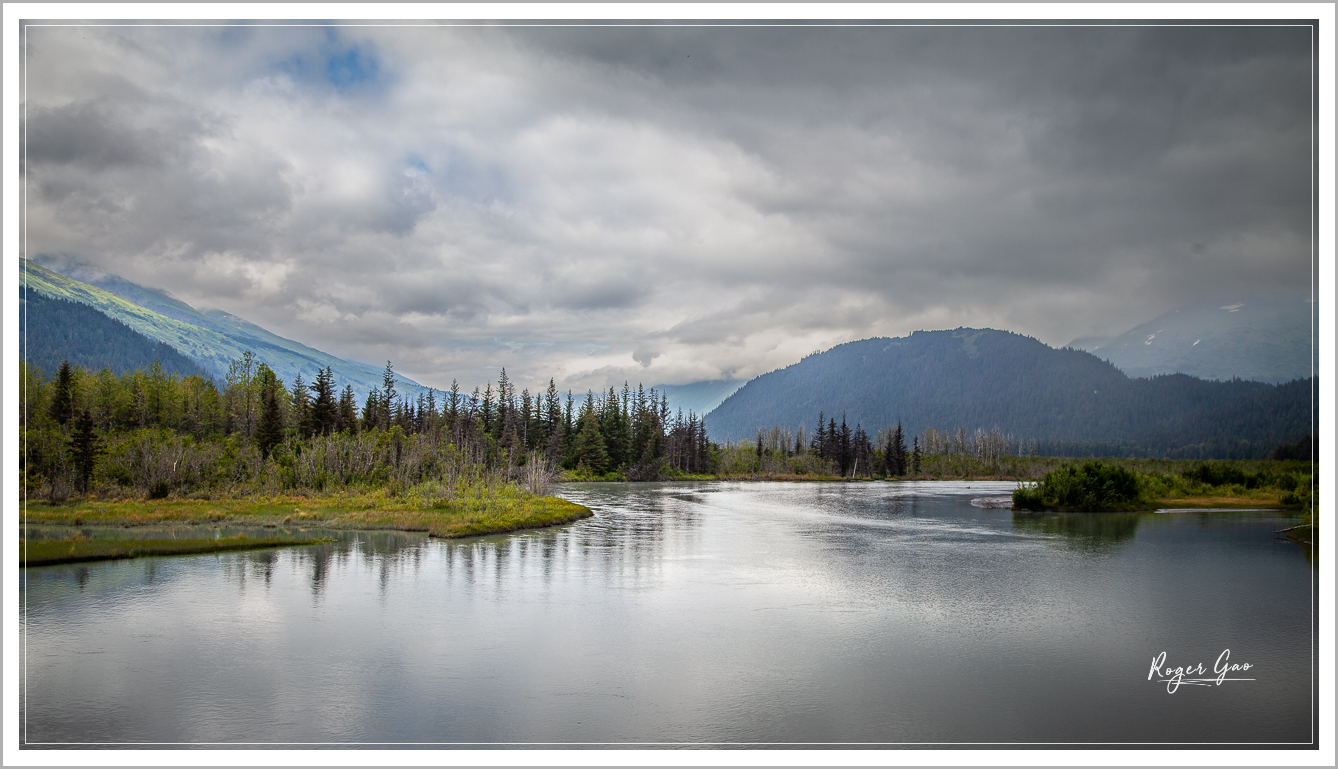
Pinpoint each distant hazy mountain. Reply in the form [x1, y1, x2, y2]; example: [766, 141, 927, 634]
[20, 288, 211, 380]
[20, 260, 429, 399]
[704, 328, 1311, 459]
[1069, 295, 1313, 383]
[652, 379, 748, 418]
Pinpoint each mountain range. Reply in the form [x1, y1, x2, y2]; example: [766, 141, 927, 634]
[21, 260, 1314, 458]
[20, 260, 429, 401]
[704, 328, 1312, 459]
[1068, 294, 1313, 383]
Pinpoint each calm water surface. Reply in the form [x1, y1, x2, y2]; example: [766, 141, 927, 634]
[20, 481, 1316, 746]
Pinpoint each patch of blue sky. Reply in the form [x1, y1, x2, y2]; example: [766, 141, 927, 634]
[325, 46, 378, 91]
[271, 32, 386, 96]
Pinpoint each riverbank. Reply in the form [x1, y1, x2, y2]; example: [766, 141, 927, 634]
[23, 488, 593, 546]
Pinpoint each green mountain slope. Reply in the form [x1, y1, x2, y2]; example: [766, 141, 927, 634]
[704, 328, 1313, 459]
[20, 260, 428, 399]
[20, 288, 211, 380]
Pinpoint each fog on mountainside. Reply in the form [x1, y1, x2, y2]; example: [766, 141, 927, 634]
[1069, 295, 1313, 383]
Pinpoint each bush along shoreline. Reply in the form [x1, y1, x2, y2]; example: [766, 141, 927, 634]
[1012, 461, 1149, 512]
[1012, 459, 1314, 514]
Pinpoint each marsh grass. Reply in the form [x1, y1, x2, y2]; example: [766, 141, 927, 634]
[25, 470, 593, 541]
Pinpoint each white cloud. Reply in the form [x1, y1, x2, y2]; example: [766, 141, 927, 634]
[22, 23, 1314, 393]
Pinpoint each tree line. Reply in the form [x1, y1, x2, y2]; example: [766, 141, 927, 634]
[733, 411, 921, 478]
[20, 355, 718, 501]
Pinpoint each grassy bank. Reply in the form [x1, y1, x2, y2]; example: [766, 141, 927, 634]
[20, 534, 336, 567]
[24, 482, 592, 543]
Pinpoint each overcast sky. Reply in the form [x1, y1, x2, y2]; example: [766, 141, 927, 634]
[22, 21, 1315, 392]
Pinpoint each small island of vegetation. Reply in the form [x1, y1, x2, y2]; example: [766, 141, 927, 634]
[1012, 461, 1147, 512]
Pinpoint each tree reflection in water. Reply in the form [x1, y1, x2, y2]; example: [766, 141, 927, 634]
[1011, 511, 1142, 549]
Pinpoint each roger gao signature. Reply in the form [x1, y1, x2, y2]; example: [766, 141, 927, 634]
[1148, 650, 1254, 693]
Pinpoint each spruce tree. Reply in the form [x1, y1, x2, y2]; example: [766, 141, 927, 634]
[255, 369, 285, 460]
[572, 409, 609, 474]
[363, 388, 381, 432]
[480, 383, 495, 436]
[68, 408, 100, 493]
[290, 372, 310, 437]
[838, 415, 852, 476]
[307, 367, 338, 437]
[448, 379, 462, 427]
[339, 384, 359, 434]
[381, 361, 397, 430]
[49, 360, 76, 425]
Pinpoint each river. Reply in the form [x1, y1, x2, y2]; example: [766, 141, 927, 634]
[19, 481, 1316, 747]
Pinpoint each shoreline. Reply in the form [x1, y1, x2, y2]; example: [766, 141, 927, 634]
[23, 493, 595, 550]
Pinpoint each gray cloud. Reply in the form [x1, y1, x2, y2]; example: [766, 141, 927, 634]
[22, 21, 1314, 392]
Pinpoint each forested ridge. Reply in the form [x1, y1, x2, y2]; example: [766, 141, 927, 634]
[706, 328, 1314, 459]
[20, 288, 211, 381]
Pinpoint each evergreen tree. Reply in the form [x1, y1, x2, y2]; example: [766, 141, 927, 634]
[544, 379, 563, 461]
[380, 361, 397, 430]
[255, 367, 285, 460]
[572, 407, 609, 473]
[837, 415, 853, 476]
[911, 435, 922, 475]
[447, 379, 461, 427]
[290, 372, 310, 437]
[49, 360, 76, 425]
[520, 388, 534, 450]
[68, 408, 101, 493]
[362, 388, 381, 432]
[307, 367, 338, 437]
[495, 369, 512, 441]
[338, 384, 359, 434]
[480, 383, 495, 436]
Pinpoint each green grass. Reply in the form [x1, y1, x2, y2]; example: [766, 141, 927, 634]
[24, 482, 593, 540]
[21, 534, 335, 567]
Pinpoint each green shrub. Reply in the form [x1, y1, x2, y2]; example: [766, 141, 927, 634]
[1013, 460, 1146, 512]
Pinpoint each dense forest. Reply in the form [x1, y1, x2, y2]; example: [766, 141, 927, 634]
[20, 288, 211, 380]
[707, 328, 1315, 459]
[20, 344, 1319, 503]
[20, 356, 716, 502]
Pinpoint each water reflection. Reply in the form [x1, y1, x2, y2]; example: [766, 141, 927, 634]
[19, 482, 1315, 746]
[1011, 511, 1143, 548]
